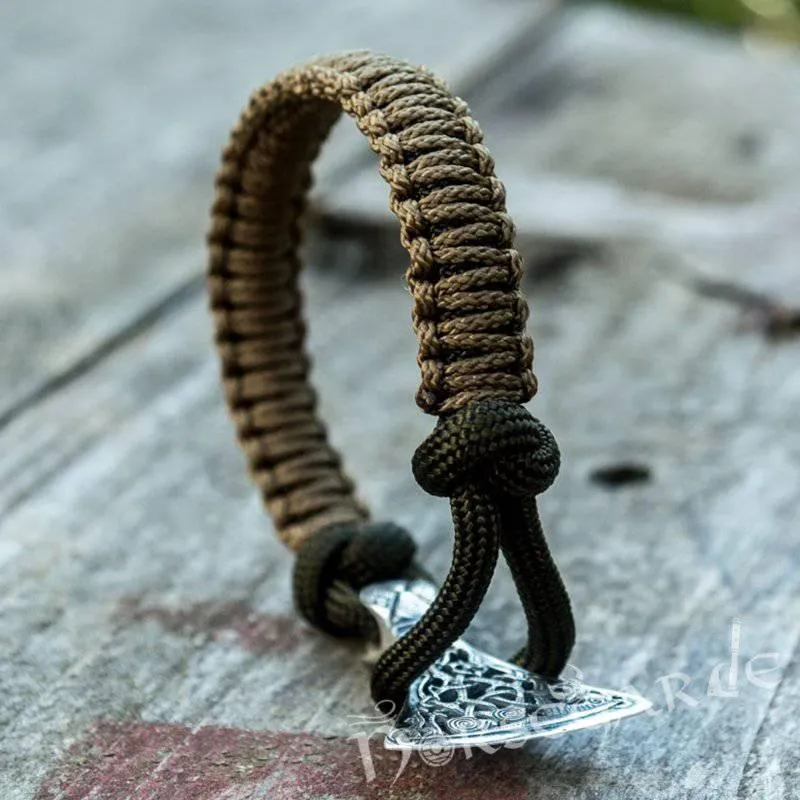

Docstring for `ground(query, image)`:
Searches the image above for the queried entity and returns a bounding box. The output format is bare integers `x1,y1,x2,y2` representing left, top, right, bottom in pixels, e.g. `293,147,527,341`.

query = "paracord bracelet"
206,51,576,717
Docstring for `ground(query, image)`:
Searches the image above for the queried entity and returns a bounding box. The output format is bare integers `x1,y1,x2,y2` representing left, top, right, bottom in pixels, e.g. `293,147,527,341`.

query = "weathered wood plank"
3,4,800,799
736,650,800,799
1,242,798,798
0,0,555,427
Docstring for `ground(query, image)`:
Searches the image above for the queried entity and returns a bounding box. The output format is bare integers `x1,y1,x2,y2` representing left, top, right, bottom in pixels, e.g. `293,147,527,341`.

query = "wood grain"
2,245,799,798
2,2,799,799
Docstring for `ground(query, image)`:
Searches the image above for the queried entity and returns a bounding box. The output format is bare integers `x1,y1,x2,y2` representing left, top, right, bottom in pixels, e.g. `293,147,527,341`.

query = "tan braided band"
207,51,575,711
207,51,537,551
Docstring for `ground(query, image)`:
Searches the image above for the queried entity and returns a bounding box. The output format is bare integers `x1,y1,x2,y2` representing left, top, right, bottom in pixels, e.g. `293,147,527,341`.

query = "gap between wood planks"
0,276,205,435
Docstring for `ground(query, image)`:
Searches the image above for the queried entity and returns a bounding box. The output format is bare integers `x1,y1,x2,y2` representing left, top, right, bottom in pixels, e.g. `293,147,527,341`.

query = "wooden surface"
1,2,799,799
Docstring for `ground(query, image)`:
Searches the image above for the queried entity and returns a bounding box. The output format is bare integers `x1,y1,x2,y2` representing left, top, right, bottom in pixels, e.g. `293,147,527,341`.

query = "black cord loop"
293,521,418,640
369,399,575,710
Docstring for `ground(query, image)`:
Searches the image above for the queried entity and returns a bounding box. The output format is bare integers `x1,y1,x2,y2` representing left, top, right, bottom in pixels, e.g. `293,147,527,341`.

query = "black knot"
292,521,417,639
412,400,560,498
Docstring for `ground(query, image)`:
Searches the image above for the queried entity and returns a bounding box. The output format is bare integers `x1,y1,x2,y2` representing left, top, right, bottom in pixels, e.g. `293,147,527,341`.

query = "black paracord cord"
293,400,574,710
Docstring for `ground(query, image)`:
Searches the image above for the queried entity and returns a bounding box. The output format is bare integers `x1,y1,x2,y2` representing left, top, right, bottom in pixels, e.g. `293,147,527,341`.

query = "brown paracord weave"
207,51,574,712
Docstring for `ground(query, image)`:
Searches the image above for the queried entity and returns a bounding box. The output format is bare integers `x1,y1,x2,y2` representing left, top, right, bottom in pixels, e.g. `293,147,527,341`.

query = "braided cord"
387,400,574,710
208,51,534,550
207,51,574,712
370,484,500,708
500,496,575,676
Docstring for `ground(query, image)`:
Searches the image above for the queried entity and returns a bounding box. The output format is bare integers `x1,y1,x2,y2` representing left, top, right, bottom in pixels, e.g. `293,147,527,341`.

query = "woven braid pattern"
207,51,536,550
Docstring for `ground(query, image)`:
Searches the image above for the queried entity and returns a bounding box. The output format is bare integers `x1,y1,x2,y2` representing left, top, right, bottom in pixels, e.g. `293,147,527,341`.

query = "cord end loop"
292,520,417,640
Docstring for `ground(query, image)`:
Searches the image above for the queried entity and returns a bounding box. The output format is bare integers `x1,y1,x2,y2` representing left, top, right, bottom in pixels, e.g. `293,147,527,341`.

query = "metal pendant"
360,580,651,751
